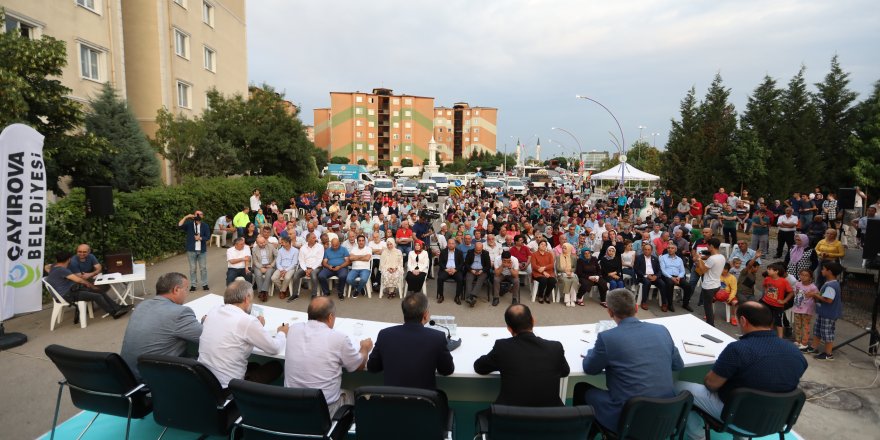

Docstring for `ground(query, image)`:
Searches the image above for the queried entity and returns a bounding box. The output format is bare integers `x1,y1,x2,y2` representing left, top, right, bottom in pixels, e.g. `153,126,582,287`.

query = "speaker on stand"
85,186,114,257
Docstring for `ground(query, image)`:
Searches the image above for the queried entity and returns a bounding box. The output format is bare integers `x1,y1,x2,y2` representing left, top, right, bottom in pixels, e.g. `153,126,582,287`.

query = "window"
355,107,363,115
404,110,411,117
393,134,399,140
438,127,443,133
474,128,480,133
177,81,192,108
368,97,374,104
465,137,470,142
368,132,374,139
393,122,399,129
404,145,411,151
79,43,103,81
446,110,451,115
465,111,470,116
474,137,479,142
4,15,40,39
202,1,214,26
356,96,363,103
392,110,399,117
405,134,411,140
174,28,190,59
367,109,375,116
368,121,374,128
174,0,188,8
464,128,469,133
404,122,411,128
355,120,363,127
475,110,480,115
356,131,362,138
368,144,375,151
356,143,363,150
404,98,412,105
203,46,216,71
77,0,98,13
392,99,400,105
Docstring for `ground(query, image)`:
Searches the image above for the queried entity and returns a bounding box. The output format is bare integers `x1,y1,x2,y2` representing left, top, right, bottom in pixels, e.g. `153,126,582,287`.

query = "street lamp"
550,127,584,179
575,95,627,185
651,132,661,149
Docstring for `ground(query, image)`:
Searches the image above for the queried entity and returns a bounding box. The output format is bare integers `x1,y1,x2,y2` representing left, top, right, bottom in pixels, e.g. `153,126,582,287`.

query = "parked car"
417,179,439,202
400,179,419,197
482,178,504,195
504,179,528,196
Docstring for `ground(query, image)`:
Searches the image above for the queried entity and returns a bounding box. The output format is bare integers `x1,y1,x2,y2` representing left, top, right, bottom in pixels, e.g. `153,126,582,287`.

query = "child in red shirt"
761,262,794,338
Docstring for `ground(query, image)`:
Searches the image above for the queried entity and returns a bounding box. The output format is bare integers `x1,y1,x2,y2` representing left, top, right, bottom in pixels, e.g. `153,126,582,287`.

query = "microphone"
429,320,462,351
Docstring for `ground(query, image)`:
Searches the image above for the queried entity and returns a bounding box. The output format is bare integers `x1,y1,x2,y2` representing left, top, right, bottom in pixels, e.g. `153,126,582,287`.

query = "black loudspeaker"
838,188,856,210
863,219,880,260
85,186,114,217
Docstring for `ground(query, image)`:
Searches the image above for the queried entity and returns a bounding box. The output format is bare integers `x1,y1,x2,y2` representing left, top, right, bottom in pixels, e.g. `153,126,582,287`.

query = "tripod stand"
835,281,880,356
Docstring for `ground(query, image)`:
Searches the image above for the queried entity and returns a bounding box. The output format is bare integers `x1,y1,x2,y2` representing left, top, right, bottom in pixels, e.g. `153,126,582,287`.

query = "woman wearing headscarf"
601,246,625,290
556,243,578,307
784,233,818,279
576,248,607,307
379,238,403,298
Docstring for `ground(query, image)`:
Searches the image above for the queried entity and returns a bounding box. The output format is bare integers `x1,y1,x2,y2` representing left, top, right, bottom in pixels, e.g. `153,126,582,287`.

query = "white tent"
590,163,660,182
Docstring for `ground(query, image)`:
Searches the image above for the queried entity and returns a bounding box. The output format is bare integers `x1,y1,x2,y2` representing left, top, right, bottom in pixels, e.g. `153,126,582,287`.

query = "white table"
94,264,146,305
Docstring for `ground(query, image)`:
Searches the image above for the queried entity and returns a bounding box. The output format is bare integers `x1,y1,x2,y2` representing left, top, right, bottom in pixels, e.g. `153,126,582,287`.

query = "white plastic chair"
43,278,94,330
531,280,559,303
210,234,221,247
344,275,373,298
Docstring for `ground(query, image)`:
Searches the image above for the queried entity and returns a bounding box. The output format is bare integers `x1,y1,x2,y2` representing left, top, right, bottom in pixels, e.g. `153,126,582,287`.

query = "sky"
247,0,880,159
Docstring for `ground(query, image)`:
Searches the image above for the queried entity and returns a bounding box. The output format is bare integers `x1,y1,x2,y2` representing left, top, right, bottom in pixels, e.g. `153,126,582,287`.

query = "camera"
700,250,710,256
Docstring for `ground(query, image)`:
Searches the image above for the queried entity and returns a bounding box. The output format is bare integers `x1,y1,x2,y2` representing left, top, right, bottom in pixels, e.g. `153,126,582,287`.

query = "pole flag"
1,124,46,321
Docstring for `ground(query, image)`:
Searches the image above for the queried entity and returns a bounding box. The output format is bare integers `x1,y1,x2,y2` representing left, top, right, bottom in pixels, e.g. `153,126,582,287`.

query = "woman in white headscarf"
556,243,578,307
380,238,404,298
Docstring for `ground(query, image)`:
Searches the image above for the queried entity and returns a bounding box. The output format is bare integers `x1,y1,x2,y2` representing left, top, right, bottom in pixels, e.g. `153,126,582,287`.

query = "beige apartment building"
433,103,498,162
314,88,435,167
3,0,248,184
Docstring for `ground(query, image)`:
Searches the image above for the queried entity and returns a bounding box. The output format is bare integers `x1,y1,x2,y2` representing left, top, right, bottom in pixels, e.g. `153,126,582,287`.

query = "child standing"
760,262,794,338
803,261,844,360
791,269,818,349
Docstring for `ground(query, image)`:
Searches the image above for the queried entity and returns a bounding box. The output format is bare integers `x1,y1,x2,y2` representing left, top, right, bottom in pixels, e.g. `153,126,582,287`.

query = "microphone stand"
430,320,462,351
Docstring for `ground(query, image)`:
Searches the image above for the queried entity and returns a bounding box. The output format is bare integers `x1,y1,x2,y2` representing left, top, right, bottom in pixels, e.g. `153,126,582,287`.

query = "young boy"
803,261,844,360
717,263,739,325
760,262,794,338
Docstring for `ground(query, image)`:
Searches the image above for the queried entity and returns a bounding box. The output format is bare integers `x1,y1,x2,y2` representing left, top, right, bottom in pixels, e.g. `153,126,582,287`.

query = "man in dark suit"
473,304,569,406
633,243,666,310
367,293,455,389
178,210,211,291
435,238,464,304
579,288,683,432
464,242,492,307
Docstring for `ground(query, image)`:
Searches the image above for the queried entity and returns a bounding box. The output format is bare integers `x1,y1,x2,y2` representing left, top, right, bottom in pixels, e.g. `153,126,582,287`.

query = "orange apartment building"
433,103,498,162
313,88,435,167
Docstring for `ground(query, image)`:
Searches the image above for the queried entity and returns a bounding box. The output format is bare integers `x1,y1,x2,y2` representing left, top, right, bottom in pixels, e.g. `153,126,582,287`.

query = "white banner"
1,124,46,321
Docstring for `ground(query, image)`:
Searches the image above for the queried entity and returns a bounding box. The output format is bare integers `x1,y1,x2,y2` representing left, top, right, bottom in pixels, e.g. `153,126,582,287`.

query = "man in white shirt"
346,235,373,297
251,237,277,302
272,236,300,299
485,234,504,265
289,233,324,301
696,238,726,327
198,280,288,388
225,238,252,285
775,207,799,258
285,297,372,415
250,189,261,213
493,251,521,305
213,214,235,248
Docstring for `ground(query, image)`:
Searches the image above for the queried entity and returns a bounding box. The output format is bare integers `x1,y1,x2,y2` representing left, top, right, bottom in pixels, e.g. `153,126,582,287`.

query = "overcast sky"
247,0,880,158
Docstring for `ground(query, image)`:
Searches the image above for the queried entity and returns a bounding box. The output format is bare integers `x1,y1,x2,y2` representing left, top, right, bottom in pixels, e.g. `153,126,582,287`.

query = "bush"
45,176,326,263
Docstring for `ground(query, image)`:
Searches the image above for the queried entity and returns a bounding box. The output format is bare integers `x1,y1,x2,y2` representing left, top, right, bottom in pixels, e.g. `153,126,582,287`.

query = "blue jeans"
187,251,208,287
347,269,371,292
608,279,625,289
319,267,349,296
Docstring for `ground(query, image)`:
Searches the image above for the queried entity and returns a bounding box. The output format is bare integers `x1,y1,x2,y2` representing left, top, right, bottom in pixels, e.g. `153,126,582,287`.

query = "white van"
429,173,450,195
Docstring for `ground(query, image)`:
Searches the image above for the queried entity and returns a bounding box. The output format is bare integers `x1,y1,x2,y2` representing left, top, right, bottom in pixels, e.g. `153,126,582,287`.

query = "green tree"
330,156,350,164
84,83,161,191
548,156,568,169
849,80,880,193
726,128,769,193
0,11,113,195
378,159,392,170
151,109,238,180
776,66,820,196
692,73,738,200
662,87,700,194
357,158,368,166
740,75,783,197
627,140,662,176
814,55,858,189
400,158,414,167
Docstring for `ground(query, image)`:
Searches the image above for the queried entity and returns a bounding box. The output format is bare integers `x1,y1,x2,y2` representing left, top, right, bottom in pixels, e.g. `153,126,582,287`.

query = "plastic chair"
531,280,558,303
210,234,221,247
696,387,806,440
345,275,373,298
598,391,693,440
475,404,594,440
43,277,94,330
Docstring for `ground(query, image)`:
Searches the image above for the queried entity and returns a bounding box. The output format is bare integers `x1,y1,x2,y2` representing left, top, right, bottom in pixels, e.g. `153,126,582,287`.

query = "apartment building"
314,88,435,167
3,0,248,184
2,0,128,104
433,103,498,162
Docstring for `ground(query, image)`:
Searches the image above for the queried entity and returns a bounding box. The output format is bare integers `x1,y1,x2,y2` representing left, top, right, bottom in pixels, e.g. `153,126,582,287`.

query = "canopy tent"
590,162,660,182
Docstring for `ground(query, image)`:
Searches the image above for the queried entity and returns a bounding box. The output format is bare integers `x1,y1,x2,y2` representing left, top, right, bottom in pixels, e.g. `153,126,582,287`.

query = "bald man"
68,244,109,292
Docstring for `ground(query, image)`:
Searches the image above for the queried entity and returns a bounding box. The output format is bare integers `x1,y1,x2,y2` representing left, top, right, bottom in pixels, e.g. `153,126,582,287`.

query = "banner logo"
5,264,38,288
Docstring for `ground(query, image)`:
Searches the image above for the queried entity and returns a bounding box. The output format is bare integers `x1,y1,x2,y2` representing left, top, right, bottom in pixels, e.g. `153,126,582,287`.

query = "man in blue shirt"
729,240,761,267
675,301,808,439
319,238,350,299
457,234,475,256
659,243,694,312
580,288,683,432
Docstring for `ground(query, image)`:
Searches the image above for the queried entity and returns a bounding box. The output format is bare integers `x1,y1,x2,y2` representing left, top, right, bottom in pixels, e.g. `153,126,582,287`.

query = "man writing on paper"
675,301,807,439
579,288,683,433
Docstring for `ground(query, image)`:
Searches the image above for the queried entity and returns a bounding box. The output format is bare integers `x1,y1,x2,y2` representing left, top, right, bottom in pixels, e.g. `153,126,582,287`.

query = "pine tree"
740,75,783,197
84,83,161,191
849,80,880,194
662,87,700,195
692,73,738,200
777,66,820,197
814,55,858,190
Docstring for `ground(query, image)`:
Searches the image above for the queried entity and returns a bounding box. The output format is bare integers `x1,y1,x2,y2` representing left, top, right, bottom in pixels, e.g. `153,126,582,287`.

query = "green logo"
5,264,38,288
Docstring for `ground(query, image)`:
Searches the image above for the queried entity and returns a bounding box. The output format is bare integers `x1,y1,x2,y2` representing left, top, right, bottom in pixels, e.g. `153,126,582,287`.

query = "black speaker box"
85,186,114,217
838,188,856,210
863,218,880,260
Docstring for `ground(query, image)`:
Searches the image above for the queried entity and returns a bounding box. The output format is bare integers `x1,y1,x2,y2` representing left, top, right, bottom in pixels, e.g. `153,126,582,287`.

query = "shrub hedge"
46,175,326,263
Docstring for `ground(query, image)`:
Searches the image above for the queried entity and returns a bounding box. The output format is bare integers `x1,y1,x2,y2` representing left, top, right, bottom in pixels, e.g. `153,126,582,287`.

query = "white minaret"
535,138,541,162
515,139,522,166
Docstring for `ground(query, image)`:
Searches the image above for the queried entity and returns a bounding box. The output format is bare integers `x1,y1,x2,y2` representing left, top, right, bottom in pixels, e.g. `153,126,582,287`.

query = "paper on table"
99,272,122,281
682,339,716,357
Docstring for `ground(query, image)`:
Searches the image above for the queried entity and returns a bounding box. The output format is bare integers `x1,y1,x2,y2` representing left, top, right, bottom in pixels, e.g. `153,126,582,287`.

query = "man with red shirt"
688,198,703,223
395,220,414,261
509,235,532,275
713,188,728,205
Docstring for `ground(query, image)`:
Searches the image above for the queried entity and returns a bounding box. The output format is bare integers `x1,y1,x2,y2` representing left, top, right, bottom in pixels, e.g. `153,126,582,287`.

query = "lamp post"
550,127,584,180
651,132,661,149
575,96,627,186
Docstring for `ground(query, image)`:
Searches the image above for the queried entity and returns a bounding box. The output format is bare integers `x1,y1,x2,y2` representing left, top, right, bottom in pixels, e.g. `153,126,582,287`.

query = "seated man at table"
226,238,252,285
675,301,807,440
285,297,373,416
580,288,683,433
120,272,203,378
47,251,129,320
319,238,350,299
474,304,569,406
198,280,288,388
68,243,110,292
367,292,455,389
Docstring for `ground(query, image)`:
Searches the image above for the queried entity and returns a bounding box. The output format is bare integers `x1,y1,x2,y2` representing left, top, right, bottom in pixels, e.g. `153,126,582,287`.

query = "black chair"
137,354,238,439
475,404,594,440
696,388,806,440
44,344,152,440
354,386,454,440
228,379,354,440
597,391,694,440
